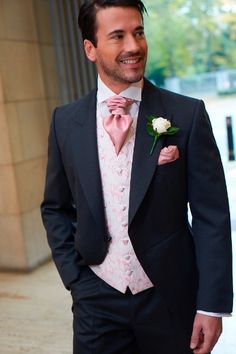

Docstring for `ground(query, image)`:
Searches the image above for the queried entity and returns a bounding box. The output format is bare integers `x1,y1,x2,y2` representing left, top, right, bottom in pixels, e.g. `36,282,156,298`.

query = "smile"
120,58,140,64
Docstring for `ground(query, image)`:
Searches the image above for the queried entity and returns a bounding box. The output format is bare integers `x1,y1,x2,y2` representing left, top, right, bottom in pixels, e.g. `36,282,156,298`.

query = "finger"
193,329,221,354
192,332,205,353
190,325,203,350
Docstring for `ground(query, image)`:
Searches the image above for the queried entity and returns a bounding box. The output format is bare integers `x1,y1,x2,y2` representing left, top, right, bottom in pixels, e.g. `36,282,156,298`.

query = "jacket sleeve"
187,100,233,313
41,108,80,289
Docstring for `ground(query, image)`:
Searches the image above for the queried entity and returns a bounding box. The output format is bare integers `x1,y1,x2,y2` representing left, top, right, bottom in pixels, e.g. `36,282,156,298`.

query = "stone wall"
0,0,60,270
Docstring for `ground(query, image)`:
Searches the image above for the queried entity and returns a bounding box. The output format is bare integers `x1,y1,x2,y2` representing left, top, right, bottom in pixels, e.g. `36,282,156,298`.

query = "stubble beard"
99,56,146,86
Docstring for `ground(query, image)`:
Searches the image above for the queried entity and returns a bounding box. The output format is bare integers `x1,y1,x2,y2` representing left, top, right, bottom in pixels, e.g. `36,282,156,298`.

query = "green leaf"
166,127,180,135
147,115,156,123
146,124,155,136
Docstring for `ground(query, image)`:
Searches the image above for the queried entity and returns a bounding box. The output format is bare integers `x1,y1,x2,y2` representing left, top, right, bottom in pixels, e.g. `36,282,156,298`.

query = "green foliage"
144,0,236,84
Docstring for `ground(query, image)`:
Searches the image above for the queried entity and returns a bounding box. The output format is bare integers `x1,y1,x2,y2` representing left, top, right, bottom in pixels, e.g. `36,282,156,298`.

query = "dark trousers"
71,266,193,354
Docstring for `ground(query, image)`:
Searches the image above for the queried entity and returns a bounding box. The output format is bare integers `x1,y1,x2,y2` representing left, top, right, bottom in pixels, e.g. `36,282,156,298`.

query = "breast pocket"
156,157,184,180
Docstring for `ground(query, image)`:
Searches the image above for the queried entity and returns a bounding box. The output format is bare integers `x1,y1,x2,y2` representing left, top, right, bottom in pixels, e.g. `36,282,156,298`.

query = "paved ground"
0,263,73,354
213,236,236,354
0,95,235,354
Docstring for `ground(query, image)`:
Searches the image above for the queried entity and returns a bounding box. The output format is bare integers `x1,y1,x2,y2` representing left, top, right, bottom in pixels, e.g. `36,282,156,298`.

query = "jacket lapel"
129,80,168,225
69,81,170,229
70,90,105,227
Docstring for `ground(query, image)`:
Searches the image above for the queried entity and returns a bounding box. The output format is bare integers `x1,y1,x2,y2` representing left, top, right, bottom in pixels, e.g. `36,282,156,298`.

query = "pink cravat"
103,96,134,155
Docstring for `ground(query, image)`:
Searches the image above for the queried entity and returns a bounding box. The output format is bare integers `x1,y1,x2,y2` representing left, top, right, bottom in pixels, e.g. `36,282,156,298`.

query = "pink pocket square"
158,145,179,165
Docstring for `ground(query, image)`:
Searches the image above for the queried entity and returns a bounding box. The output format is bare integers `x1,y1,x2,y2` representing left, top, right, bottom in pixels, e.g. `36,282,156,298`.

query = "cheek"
97,47,114,60
142,42,148,53
139,38,147,50
103,50,121,64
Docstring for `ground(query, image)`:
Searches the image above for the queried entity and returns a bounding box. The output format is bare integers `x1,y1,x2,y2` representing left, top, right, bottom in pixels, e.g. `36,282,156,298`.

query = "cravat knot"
106,96,133,117
103,96,134,155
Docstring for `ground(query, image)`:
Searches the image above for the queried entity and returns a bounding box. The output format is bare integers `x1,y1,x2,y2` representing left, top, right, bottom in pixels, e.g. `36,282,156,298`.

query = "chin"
125,72,144,83
129,75,144,83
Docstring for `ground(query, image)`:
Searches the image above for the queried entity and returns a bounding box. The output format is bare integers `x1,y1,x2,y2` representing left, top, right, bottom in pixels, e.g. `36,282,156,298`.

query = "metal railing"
165,69,236,96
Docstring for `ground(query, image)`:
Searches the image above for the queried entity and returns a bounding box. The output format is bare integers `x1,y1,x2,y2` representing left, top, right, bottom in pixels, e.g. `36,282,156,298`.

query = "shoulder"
53,88,97,123
144,78,200,107
143,78,206,124
49,89,97,145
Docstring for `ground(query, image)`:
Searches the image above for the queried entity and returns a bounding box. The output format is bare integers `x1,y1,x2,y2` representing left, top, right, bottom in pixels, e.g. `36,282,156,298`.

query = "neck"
98,75,144,94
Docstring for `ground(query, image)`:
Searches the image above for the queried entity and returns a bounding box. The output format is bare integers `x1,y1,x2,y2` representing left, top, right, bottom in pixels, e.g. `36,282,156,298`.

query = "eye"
136,30,145,38
111,34,123,40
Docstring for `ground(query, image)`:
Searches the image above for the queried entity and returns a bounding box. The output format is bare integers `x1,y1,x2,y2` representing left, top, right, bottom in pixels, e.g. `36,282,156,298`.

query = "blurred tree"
145,0,236,84
219,2,236,68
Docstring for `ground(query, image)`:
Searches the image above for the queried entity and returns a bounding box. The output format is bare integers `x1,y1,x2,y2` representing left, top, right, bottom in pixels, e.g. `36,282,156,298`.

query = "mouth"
120,58,141,65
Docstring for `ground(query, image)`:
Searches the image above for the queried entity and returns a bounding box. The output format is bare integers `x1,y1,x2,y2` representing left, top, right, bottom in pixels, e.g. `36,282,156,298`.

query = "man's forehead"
95,6,143,32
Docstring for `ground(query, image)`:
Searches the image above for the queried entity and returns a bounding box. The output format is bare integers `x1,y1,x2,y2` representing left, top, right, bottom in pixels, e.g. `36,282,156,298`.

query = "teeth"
121,59,139,64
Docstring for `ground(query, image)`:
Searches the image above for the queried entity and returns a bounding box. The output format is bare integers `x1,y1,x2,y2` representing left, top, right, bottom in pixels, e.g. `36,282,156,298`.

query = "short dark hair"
78,0,147,47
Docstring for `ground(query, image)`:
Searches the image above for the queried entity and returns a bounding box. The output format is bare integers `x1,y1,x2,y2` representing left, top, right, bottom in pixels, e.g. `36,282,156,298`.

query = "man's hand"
190,313,222,353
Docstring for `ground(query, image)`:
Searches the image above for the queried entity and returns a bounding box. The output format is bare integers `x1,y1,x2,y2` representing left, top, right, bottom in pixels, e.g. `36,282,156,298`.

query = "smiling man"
83,5,147,92
41,1,233,353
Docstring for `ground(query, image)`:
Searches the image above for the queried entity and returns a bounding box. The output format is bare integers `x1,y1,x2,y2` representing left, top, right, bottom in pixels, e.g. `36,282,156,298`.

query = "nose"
124,34,140,53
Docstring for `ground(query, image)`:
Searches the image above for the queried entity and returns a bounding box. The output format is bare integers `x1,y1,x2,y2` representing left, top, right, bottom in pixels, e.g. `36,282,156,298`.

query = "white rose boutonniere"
152,117,171,133
146,116,179,155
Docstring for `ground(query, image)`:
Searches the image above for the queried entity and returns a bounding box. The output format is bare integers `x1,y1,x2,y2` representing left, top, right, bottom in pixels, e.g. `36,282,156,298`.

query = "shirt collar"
97,75,143,104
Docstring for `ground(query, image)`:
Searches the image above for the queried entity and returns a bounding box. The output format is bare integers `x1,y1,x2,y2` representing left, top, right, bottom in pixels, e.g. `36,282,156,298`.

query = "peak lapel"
71,90,105,227
128,80,168,225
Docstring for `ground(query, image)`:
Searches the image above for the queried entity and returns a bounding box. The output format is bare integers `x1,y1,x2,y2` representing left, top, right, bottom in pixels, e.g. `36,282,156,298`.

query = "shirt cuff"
197,310,232,317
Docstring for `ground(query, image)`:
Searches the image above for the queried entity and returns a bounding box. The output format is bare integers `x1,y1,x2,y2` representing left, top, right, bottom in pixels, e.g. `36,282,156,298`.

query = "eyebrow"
107,25,144,38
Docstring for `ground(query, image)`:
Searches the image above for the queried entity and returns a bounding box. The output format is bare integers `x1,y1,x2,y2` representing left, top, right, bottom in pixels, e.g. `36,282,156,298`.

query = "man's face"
84,6,148,93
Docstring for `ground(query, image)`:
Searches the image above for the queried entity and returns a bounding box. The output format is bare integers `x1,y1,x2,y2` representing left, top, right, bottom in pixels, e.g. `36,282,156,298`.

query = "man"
41,1,233,353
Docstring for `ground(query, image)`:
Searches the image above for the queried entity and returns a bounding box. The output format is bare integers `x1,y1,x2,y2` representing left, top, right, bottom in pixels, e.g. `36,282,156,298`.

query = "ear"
84,39,96,62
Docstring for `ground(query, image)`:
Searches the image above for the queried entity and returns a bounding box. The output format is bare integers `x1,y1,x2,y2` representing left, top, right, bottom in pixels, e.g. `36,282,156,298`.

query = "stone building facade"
0,0,95,270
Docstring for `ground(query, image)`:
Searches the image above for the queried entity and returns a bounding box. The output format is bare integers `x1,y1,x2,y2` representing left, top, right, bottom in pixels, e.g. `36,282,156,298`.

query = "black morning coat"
41,79,233,333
